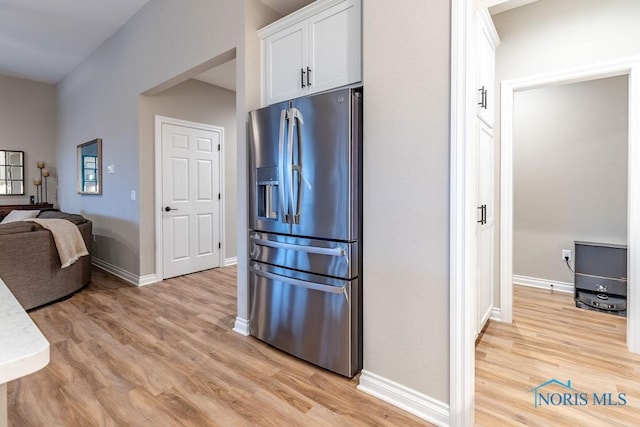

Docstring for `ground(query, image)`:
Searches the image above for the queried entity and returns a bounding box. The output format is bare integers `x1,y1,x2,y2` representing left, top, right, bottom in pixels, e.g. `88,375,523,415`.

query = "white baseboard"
357,370,449,427
92,258,159,287
224,257,238,267
513,274,573,294
138,274,159,286
233,317,250,336
490,306,501,321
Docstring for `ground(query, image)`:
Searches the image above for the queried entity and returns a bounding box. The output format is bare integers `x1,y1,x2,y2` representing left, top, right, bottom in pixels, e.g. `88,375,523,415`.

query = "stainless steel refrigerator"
248,86,362,377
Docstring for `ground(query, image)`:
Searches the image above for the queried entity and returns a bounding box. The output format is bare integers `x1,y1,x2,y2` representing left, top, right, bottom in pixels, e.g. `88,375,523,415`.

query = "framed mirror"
0,150,25,195
77,138,102,195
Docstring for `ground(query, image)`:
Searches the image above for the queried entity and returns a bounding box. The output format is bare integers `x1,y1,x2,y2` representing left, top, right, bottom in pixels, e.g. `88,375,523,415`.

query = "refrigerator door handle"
278,108,289,224
251,236,346,257
290,107,304,224
253,267,349,301
286,108,298,225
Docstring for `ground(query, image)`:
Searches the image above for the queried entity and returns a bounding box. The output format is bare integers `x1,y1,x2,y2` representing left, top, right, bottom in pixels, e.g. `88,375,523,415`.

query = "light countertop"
0,280,49,385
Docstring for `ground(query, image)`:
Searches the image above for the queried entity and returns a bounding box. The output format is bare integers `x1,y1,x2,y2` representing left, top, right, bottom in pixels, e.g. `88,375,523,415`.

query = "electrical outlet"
562,249,572,262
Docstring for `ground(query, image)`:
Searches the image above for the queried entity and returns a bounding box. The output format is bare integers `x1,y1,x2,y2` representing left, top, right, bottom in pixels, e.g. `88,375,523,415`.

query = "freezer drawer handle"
253,268,348,301
251,236,345,257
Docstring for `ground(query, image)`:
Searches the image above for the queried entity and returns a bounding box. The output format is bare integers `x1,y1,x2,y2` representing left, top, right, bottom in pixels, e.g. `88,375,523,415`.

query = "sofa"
0,210,92,310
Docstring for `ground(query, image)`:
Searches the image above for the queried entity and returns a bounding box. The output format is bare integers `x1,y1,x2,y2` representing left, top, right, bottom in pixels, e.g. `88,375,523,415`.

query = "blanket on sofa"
26,218,89,268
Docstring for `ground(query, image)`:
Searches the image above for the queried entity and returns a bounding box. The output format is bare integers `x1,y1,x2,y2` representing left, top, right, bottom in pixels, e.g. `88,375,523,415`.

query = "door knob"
164,206,177,212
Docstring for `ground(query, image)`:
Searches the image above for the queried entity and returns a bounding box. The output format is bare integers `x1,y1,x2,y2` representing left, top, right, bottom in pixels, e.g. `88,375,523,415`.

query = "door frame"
499,59,640,331
450,0,640,423
154,115,225,280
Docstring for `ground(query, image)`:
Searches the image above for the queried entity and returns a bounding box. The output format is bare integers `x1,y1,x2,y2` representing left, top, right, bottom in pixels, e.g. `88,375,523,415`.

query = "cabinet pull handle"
301,68,306,88
477,204,487,225
478,86,487,109
307,66,312,86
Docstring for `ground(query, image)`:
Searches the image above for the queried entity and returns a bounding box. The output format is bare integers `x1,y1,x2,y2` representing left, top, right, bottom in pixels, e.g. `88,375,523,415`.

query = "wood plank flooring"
8,267,429,427
476,285,640,426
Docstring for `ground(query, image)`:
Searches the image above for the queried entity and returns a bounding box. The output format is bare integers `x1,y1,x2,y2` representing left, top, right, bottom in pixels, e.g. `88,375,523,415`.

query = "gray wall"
139,79,237,268
56,0,245,276
0,74,56,206
362,0,451,402
492,0,640,305
513,76,628,283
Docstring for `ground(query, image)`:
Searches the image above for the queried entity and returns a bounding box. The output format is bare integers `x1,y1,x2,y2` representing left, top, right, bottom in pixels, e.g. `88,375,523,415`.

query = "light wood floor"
8,267,429,427
476,285,640,426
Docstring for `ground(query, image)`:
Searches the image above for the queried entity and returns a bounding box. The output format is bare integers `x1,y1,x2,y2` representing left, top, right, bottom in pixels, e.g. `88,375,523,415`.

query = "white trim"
450,0,475,426
357,370,449,427
477,8,500,50
490,307,501,321
627,63,640,353
513,275,573,294
154,115,225,280
138,274,159,287
232,317,250,336
92,258,158,287
224,257,238,267
500,57,640,353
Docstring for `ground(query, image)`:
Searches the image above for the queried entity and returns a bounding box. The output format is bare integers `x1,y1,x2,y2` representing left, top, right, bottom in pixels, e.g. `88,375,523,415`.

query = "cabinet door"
307,0,361,95
263,21,308,105
476,120,495,335
476,11,498,127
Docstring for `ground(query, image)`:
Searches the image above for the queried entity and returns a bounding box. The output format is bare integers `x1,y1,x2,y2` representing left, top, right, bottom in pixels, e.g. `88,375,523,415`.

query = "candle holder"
33,179,42,204
42,169,49,204
36,161,45,204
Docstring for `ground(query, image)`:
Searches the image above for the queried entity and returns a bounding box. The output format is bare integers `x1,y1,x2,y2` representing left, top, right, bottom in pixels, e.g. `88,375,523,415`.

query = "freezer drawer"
249,231,358,279
249,261,362,377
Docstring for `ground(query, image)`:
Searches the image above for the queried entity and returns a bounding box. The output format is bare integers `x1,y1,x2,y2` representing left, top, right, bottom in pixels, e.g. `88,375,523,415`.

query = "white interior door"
162,122,222,279
476,120,495,334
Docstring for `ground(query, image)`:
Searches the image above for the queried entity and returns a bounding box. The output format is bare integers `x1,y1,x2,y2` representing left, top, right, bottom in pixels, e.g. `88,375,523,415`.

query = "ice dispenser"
257,167,278,220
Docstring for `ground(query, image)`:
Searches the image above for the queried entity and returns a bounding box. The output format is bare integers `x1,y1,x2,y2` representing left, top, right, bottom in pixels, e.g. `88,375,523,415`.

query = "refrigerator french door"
248,86,362,377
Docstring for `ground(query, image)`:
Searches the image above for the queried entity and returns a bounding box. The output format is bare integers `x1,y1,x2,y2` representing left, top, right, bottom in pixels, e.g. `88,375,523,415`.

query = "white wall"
0,74,56,206
492,0,640,305
138,79,237,271
362,0,450,402
513,76,628,283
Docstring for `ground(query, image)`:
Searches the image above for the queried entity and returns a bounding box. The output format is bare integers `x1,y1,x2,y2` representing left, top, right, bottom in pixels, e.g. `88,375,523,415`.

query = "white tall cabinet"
259,0,361,106
474,8,500,336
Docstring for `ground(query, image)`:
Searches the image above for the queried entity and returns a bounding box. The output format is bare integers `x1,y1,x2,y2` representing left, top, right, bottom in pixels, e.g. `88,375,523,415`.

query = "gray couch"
0,211,92,310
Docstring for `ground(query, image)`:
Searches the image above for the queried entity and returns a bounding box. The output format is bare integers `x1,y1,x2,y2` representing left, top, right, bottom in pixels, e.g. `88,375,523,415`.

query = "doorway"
498,64,639,336
450,2,640,425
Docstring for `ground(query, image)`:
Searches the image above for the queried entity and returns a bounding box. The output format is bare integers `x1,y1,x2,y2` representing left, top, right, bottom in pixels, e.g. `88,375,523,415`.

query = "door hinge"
218,242,221,249
218,193,221,200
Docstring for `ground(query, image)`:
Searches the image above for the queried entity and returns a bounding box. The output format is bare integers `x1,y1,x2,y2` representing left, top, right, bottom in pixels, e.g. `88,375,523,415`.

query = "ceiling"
0,0,529,87
0,0,313,87
0,0,150,84
259,0,315,16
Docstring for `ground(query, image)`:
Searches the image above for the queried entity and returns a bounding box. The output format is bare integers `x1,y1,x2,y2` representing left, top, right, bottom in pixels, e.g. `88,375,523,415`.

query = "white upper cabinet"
263,21,308,104
260,0,361,106
476,8,500,127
